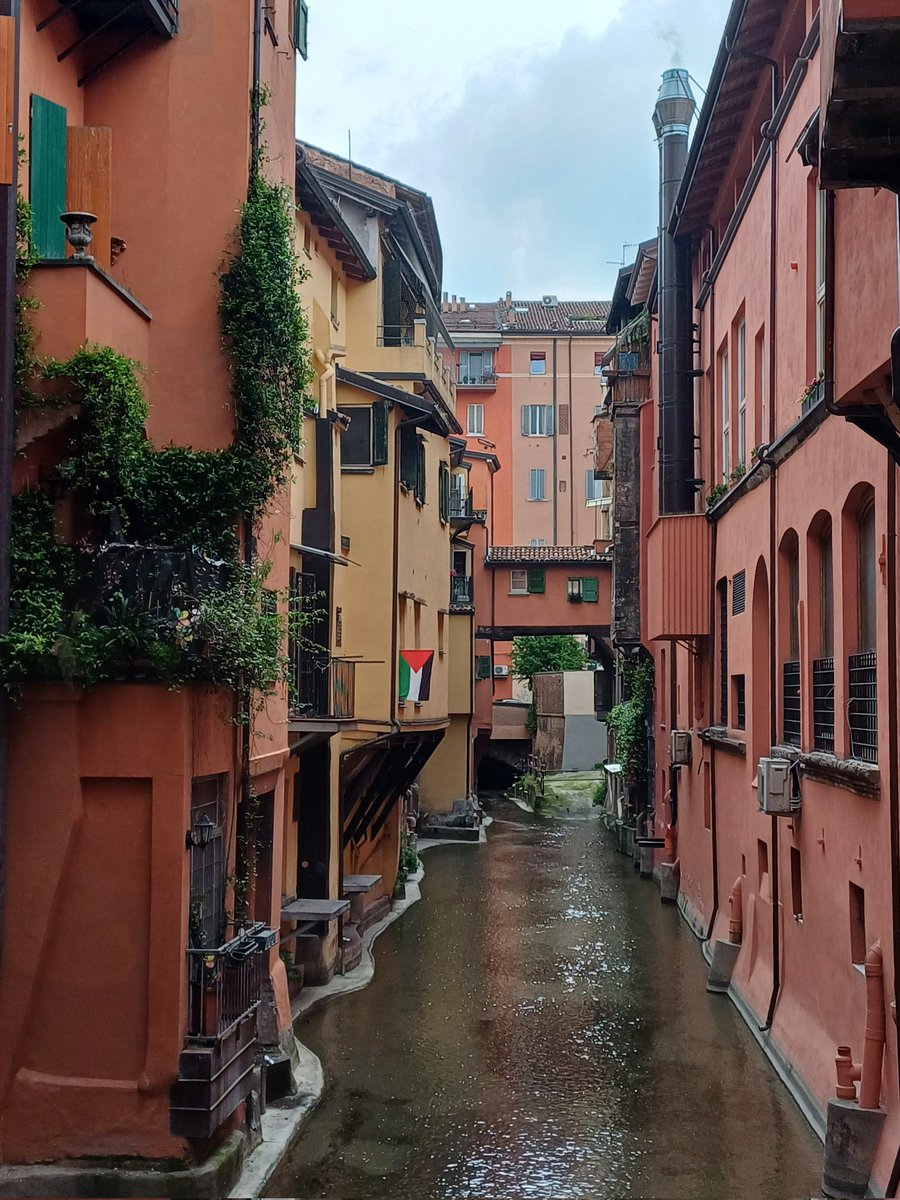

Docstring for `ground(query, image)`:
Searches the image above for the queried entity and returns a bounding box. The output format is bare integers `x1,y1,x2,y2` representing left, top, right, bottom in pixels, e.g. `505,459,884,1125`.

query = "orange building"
0,0,308,1189
608,3,900,1195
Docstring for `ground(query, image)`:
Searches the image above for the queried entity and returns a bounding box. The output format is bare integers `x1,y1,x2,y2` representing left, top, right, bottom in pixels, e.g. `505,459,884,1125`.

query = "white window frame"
467,403,484,436
529,539,546,547
510,569,528,594
816,186,826,377
460,349,493,386
529,467,546,501
737,319,746,467
523,405,552,436
720,347,730,481
530,353,546,376
585,469,603,505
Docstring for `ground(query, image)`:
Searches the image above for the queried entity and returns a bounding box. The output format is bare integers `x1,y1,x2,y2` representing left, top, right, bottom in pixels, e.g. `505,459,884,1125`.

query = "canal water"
267,800,822,1199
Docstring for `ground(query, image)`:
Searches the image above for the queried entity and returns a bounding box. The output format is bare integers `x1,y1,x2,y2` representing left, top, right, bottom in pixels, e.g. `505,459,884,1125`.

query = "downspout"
552,339,559,543
250,0,263,169
568,335,575,543
314,347,338,419
0,0,19,965
391,414,422,713
705,227,721,941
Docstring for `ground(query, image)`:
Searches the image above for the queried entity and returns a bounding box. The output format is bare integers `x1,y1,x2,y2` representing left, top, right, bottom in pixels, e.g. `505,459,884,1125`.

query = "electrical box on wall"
670,729,691,765
758,757,798,815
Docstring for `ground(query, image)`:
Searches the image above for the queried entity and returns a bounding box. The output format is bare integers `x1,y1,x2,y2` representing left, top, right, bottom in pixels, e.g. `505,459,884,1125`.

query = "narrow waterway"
267,800,821,1199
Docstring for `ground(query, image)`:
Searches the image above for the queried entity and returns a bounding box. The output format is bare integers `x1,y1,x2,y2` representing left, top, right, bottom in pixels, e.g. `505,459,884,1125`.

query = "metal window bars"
186,923,269,1042
782,660,801,747
812,657,835,753
848,651,877,763
451,576,473,607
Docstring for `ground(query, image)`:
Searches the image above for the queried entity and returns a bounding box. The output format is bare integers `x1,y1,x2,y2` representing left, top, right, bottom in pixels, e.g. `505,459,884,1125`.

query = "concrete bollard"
658,861,680,903
822,1098,886,1199
706,939,741,993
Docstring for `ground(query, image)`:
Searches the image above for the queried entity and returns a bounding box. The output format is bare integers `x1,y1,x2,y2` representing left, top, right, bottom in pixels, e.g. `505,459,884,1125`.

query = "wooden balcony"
645,514,711,641
820,0,900,190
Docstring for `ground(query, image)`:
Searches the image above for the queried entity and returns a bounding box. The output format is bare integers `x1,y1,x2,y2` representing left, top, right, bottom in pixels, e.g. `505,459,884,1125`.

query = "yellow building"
280,145,463,985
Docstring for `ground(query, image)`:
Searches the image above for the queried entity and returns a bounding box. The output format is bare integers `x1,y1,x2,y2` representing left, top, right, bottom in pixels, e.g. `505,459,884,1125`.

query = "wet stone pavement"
266,799,821,1199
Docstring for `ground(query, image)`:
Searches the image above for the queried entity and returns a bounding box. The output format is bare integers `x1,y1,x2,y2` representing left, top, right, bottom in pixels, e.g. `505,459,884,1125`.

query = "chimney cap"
652,68,695,139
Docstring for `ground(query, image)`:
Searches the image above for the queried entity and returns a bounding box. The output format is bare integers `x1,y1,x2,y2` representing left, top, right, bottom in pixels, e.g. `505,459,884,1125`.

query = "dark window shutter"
30,95,67,259
416,437,426,503
527,568,545,594
732,569,746,615
372,400,389,465
294,0,309,59
546,405,555,435
382,253,402,346
439,461,449,523
476,655,491,680
521,406,529,436
400,423,416,487
582,577,599,603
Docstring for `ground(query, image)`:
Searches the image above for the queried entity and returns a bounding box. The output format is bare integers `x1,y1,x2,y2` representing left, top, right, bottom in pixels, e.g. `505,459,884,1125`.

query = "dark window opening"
732,675,746,729
339,406,373,467
732,569,746,615
190,776,226,949
790,848,803,920
850,882,866,965
718,580,728,724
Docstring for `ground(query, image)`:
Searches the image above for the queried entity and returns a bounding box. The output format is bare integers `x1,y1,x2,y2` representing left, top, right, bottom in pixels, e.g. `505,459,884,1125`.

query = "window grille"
718,581,728,724
782,660,801,747
848,651,877,763
732,569,746,615
733,675,746,729
813,656,835,753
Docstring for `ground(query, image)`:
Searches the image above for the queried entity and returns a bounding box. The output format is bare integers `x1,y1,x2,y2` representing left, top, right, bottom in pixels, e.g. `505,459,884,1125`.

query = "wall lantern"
186,814,216,850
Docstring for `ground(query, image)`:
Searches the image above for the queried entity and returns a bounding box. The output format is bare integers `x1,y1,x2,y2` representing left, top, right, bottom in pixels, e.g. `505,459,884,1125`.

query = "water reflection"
266,801,821,1199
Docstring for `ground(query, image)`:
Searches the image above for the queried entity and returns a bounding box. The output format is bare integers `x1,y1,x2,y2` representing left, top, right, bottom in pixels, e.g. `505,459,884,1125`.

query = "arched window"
780,531,801,747
847,495,877,762
810,517,834,752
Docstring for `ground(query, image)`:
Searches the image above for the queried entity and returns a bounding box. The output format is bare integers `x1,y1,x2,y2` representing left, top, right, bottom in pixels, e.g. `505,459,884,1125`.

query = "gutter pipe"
0,0,19,965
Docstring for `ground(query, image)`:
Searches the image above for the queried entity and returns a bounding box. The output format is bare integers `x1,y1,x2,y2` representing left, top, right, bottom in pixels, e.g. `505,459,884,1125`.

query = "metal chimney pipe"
653,68,696,515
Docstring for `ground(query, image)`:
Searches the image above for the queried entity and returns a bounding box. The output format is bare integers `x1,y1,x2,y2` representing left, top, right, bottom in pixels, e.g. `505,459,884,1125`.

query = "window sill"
699,726,747,756
770,744,881,798
342,466,374,474
526,498,548,503
509,591,529,596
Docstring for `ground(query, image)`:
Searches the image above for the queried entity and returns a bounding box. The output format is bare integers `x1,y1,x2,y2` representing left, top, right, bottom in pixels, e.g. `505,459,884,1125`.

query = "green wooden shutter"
294,0,309,59
582,577,599,603
416,437,426,504
439,461,449,523
476,655,491,680
527,568,545,594
30,95,67,260
373,400,389,465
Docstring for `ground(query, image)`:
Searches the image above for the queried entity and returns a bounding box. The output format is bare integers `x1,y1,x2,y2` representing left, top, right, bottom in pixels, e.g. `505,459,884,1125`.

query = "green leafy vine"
606,657,654,785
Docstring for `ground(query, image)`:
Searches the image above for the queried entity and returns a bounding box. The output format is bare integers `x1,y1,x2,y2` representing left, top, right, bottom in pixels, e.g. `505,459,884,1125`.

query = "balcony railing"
782,660,801,747
813,657,835,753
377,324,416,347
451,576,473,608
458,371,497,388
291,655,356,720
186,924,270,1042
848,651,878,763
450,492,472,518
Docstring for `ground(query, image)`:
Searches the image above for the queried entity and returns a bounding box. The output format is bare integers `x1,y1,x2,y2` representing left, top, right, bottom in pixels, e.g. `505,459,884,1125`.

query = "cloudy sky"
296,0,730,302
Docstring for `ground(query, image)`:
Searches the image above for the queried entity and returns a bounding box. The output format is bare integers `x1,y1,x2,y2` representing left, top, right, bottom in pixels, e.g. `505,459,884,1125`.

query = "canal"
267,800,822,1199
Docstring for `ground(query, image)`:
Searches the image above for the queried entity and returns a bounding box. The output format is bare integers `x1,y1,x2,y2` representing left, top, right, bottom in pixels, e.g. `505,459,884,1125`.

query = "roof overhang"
295,147,376,282
336,366,460,435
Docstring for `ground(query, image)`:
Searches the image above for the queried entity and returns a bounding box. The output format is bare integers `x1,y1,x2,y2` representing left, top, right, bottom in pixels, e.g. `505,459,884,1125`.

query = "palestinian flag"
399,650,434,702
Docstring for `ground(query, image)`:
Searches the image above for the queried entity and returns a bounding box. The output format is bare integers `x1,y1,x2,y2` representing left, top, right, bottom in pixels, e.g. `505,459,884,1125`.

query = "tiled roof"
485,545,610,565
441,298,611,336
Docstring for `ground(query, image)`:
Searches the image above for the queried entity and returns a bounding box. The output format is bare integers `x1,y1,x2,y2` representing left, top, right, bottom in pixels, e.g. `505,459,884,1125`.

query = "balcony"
457,370,497,390
450,575,473,610
820,0,900,191
449,490,486,527
290,655,356,721
185,924,270,1043
645,514,711,640
38,1,178,86
361,319,456,410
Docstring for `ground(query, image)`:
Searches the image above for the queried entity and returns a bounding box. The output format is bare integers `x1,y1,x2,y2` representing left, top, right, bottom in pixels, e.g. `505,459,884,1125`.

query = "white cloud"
297,0,730,299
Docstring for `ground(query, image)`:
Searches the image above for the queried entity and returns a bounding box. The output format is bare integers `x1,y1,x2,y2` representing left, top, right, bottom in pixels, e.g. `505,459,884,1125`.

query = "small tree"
510,635,589,688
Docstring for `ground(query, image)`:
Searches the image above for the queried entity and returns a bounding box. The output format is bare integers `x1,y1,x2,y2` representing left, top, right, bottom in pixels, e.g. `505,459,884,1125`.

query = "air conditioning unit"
758,757,797,815
670,729,691,765
541,294,559,308
493,665,510,677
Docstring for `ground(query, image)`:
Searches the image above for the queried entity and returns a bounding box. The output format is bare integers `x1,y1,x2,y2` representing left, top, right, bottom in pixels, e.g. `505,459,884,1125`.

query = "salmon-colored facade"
0,0,303,1186
608,1,900,1193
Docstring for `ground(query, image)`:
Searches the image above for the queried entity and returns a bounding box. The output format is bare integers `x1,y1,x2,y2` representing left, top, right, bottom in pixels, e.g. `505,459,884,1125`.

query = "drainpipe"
314,348,339,420
0,0,19,965
391,414,422,713
706,230,721,943
567,335,574,543
250,0,263,169
552,338,558,543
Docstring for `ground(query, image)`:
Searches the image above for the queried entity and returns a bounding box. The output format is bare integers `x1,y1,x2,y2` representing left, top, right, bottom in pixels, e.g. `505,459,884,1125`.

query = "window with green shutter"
30,95,67,260
293,0,309,59
526,568,545,594
372,400,389,465
582,577,599,603
475,655,492,680
439,461,450,524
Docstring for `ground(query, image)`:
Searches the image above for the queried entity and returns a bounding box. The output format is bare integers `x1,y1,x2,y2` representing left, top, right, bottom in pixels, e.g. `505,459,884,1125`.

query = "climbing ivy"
606,658,654,785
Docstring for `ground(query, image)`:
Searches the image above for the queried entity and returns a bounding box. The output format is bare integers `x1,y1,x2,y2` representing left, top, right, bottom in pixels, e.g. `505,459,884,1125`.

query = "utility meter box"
670,729,691,765
758,757,796,815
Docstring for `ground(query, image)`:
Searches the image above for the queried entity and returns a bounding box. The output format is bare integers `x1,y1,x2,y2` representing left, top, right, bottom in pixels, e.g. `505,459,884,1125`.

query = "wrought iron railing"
458,371,497,387
813,657,835,753
782,660,801,747
187,925,269,1042
290,655,356,719
377,324,415,347
848,651,877,763
451,576,473,608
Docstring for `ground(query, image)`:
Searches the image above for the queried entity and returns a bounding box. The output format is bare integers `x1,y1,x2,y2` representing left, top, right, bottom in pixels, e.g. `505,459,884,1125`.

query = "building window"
530,352,546,375
720,346,730,481
736,319,746,467
439,461,450,524
755,326,766,446
510,568,545,594
400,424,427,504
521,405,554,436
594,351,605,376
529,468,546,501
568,577,599,603
330,268,339,326
791,848,803,921
189,777,225,949
585,470,603,504
732,675,746,729
459,350,494,386
813,520,835,753
475,654,492,680
782,533,801,746
510,570,528,594
850,882,866,965
467,404,484,436
816,185,826,378
338,406,372,467
732,569,746,615
529,539,546,547
849,501,878,762
718,579,728,725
